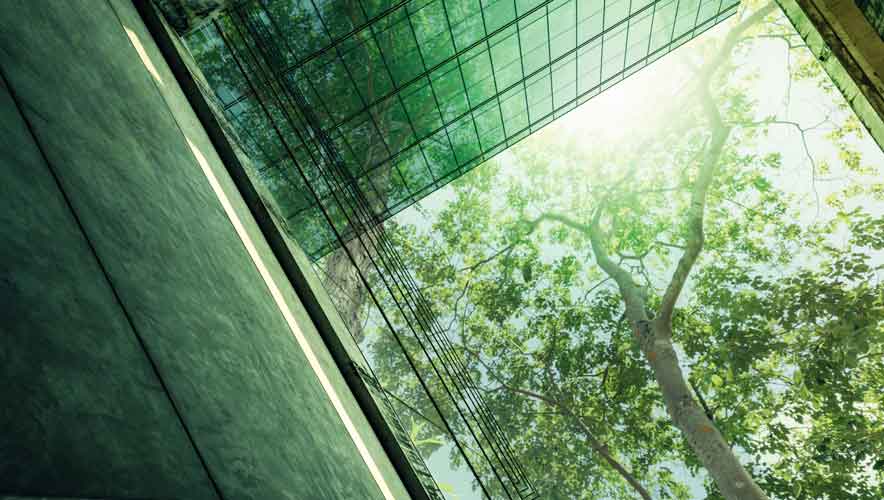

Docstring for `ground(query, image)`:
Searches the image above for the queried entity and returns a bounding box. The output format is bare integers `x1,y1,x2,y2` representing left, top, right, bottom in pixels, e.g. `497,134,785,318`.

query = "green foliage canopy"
370,5,884,498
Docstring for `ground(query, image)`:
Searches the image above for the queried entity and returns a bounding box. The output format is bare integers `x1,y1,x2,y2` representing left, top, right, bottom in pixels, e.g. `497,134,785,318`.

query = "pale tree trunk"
589,167,770,500
535,126,769,499
595,239,769,500
631,89,769,500
537,207,771,499
598,111,764,499
529,5,779,498
534,98,769,500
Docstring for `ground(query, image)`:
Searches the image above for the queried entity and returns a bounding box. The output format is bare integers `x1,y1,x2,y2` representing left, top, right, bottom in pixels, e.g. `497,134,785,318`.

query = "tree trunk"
639,319,768,500
323,240,370,343
580,125,769,499
585,245,768,499
320,117,400,344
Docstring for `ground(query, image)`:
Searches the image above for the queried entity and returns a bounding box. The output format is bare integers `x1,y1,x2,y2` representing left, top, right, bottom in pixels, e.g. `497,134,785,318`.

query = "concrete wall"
0,1,408,499
0,62,219,500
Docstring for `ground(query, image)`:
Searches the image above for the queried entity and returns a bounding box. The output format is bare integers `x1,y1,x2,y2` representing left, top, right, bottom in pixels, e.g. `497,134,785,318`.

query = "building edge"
777,0,884,149
132,1,437,499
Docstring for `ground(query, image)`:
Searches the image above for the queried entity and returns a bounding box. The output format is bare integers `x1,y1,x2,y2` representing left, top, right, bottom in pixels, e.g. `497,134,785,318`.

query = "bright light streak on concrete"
125,27,164,86
123,22,396,496
186,136,397,500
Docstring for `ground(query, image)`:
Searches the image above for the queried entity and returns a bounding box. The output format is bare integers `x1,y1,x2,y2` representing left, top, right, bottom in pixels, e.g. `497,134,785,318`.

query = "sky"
387,5,884,499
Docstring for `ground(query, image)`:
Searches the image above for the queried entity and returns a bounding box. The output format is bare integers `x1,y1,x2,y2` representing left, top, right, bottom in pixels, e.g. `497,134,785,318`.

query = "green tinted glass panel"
187,0,739,259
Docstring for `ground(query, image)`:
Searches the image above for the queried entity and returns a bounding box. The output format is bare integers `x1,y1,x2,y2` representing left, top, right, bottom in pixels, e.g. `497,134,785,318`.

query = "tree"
371,3,884,498
183,0,884,497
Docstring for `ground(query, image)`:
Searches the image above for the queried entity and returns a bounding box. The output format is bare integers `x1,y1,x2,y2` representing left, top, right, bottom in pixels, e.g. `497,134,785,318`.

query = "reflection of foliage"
184,0,443,257
368,4,884,500
409,418,445,454
437,481,460,499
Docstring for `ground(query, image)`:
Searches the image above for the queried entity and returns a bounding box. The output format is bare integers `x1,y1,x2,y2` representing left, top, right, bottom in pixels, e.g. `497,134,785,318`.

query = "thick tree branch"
657,87,732,328
530,211,649,320
656,6,788,319
587,214,651,322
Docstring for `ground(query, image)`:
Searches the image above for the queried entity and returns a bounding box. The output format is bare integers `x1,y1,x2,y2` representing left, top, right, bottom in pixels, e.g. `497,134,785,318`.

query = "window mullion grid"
439,0,485,172
669,0,683,46
512,0,533,139
353,0,659,184
645,0,658,61
690,0,704,40
599,0,606,91
355,0,432,204
318,0,555,150
575,0,579,106
622,0,633,75
713,0,727,30
477,0,508,149
545,3,555,121
404,0,457,186
304,0,398,211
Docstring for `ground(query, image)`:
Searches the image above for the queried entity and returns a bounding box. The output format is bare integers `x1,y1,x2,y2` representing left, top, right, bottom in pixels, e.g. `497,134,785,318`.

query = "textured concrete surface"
0,69,218,500
137,4,420,496
125,2,411,497
0,1,408,498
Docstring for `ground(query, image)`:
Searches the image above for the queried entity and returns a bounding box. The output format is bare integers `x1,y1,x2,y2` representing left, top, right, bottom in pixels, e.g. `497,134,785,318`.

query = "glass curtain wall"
185,0,740,259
